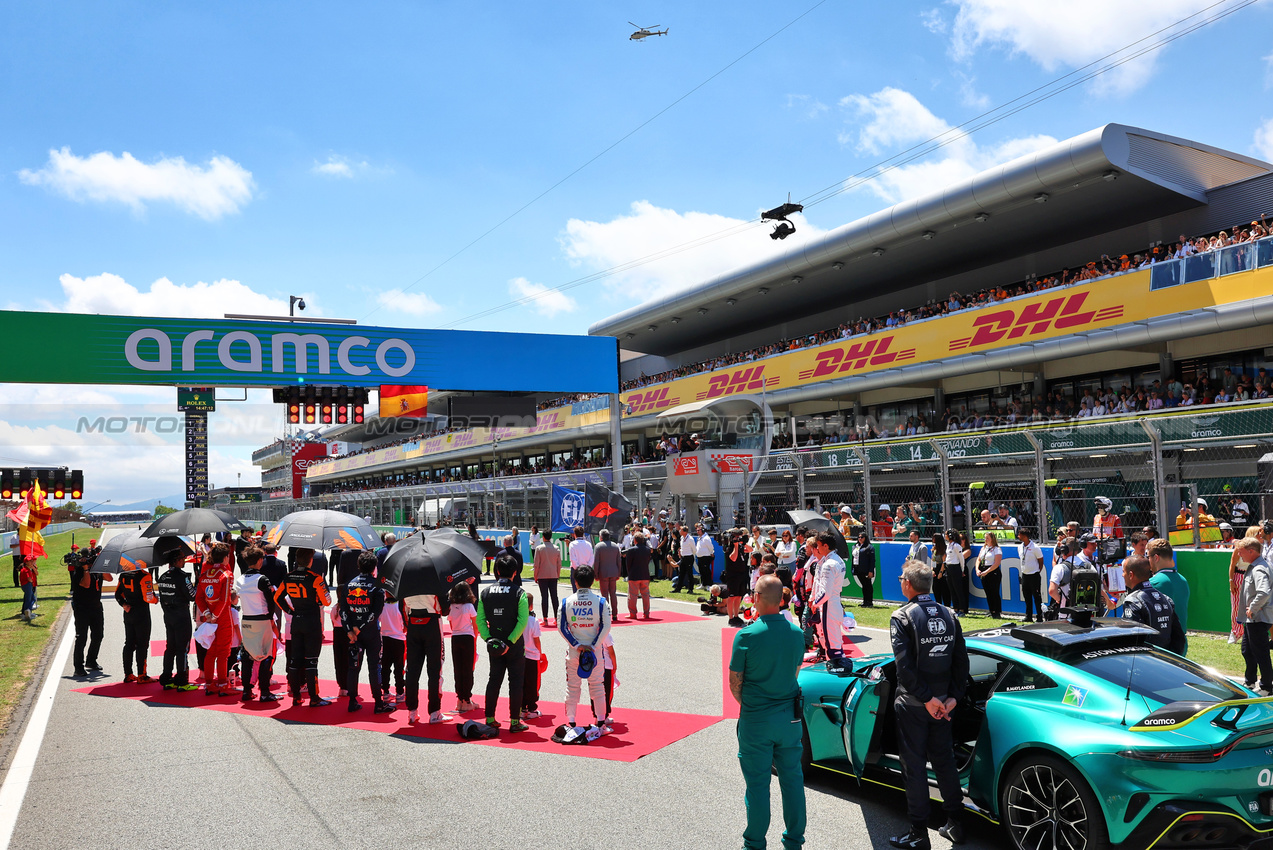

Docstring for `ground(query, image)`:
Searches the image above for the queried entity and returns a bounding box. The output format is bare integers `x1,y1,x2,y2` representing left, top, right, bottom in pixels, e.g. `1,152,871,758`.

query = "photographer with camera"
1047,536,1111,620
69,547,105,677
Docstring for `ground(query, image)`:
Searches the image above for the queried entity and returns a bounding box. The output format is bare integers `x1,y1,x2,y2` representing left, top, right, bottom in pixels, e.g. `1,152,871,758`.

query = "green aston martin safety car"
798,618,1273,850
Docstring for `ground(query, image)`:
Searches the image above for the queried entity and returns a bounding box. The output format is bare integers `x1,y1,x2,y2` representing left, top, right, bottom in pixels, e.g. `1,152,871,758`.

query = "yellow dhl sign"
310,264,1273,479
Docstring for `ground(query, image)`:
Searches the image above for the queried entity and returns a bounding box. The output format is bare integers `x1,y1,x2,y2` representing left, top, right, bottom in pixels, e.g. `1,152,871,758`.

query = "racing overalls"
274,566,331,701
890,593,968,830
558,586,611,724
115,568,157,678
1122,580,1186,654
812,551,847,658
156,565,196,686
340,573,385,707
478,579,528,723
196,563,234,690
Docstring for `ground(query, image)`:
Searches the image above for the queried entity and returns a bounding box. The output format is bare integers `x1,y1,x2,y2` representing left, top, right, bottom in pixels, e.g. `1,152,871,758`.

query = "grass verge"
0,531,84,734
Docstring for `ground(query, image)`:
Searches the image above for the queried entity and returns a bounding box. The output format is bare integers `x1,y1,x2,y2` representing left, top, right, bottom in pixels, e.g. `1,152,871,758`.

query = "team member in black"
155,552,198,690
889,561,969,850
1117,555,1186,654
478,553,529,732
402,567,450,725
340,551,392,714
115,561,158,683
70,551,106,677
274,548,332,707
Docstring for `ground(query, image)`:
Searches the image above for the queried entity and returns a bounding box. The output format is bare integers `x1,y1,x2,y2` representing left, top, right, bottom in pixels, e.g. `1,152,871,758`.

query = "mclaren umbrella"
786,509,850,558
265,510,379,551
379,528,485,600
92,530,194,574
142,508,247,538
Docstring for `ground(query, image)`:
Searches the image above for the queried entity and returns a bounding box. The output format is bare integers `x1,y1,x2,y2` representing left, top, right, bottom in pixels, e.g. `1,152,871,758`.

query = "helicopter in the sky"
629,22,668,41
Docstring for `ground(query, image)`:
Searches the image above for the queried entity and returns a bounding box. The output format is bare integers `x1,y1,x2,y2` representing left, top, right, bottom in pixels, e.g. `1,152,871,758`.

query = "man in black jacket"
340,551,392,714
1117,556,1186,654
155,553,198,690
70,551,106,677
478,553,529,733
888,561,969,850
625,533,654,619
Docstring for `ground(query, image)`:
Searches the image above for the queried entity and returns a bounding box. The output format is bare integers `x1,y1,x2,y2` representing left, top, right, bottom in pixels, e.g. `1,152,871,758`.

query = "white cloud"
841,87,1056,204
376,289,443,317
785,94,829,119
920,8,947,33
1265,50,1273,88
560,201,828,305
1255,117,1273,161
946,0,1226,94
508,277,577,317
311,154,371,178
957,73,991,108
18,147,254,219
54,272,295,319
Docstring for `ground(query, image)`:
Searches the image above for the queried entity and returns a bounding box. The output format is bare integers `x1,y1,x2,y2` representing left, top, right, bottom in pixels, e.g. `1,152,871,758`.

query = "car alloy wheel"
1002,756,1108,850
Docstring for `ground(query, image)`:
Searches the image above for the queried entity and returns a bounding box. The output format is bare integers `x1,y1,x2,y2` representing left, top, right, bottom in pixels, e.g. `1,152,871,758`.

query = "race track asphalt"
3,582,1006,850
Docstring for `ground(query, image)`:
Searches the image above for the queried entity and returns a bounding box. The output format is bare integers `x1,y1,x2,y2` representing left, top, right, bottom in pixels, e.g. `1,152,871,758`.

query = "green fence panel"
1175,549,1234,633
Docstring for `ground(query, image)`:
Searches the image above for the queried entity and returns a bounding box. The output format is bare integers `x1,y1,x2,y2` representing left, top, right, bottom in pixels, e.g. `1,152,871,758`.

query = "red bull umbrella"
266,510,379,551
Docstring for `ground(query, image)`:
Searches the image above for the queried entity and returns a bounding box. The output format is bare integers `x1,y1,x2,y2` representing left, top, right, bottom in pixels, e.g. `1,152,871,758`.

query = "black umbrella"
92,530,195,574
142,508,247,538
379,528,485,600
786,509,850,558
266,510,379,551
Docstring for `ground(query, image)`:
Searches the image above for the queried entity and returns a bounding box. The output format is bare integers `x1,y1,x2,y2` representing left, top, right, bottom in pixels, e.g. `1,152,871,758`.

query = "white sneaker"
428,711,445,724
522,709,541,719
1228,632,1238,644
408,709,418,724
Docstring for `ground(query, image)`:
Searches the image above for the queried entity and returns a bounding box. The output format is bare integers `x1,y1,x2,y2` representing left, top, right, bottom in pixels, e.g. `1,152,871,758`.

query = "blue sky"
1,0,1271,502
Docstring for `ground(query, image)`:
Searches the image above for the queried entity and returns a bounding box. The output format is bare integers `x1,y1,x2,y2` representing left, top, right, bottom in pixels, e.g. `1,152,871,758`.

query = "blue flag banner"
551,484,586,533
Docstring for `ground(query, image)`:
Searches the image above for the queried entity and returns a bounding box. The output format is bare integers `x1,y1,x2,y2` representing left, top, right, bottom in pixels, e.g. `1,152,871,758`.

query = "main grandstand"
240,123,1273,538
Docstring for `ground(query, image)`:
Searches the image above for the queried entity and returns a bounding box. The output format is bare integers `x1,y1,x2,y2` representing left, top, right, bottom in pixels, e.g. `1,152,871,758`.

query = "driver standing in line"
809,533,847,669
888,560,969,850
558,564,612,728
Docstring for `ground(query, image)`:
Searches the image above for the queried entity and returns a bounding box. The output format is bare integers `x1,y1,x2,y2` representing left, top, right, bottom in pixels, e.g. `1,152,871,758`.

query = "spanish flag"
5,480,53,560
379,385,429,419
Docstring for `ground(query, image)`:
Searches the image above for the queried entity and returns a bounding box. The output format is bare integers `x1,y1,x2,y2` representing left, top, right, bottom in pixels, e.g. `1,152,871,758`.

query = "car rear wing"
1130,696,1273,733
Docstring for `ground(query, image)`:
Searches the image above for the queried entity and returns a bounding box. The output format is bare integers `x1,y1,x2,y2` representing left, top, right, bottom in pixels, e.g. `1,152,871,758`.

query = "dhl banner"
309,264,1273,480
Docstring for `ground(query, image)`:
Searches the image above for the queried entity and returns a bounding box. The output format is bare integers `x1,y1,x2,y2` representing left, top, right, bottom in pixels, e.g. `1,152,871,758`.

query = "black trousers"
486,639,525,722
536,579,559,619
1020,573,1043,622
452,633,476,701
72,601,103,671
347,628,383,703
591,668,614,720
405,616,444,714
286,614,323,699
1242,622,1272,689
122,608,151,676
933,574,950,607
522,656,540,712
241,646,274,697
380,636,405,696
674,555,696,591
332,627,350,692
160,608,192,685
947,564,967,613
982,569,1002,617
697,555,714,589
854,571,874,606
895,696,964,826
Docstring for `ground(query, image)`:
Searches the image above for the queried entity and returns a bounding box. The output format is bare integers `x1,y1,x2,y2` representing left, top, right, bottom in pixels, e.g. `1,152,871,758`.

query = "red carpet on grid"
73,680,719,763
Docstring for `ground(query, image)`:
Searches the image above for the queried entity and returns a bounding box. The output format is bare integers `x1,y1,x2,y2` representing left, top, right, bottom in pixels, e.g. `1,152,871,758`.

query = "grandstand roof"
590,124,1271,356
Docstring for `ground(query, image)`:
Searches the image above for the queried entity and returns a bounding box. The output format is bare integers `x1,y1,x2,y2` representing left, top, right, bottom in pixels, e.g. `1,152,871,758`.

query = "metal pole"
1138,418,1168,540
1023,432,1048,545
854,447,871,531
1190,482,1200,550
609,393,624,498
933,441,953,536
795,452,806,510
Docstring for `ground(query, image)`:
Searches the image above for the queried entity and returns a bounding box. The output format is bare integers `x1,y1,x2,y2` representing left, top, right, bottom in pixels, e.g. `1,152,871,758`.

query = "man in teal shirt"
1148,538,1190,655
730,575,806,849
